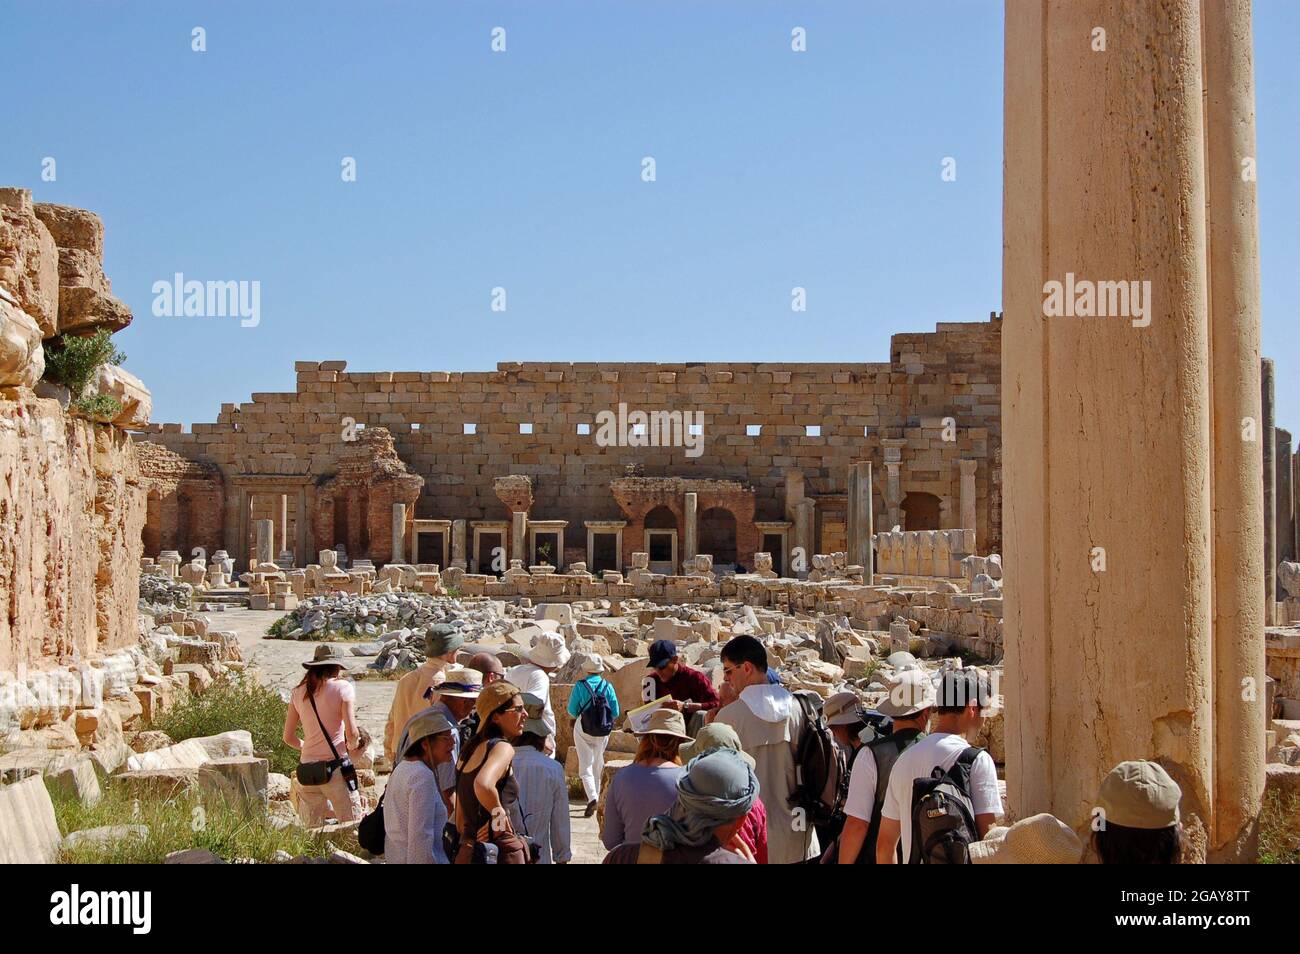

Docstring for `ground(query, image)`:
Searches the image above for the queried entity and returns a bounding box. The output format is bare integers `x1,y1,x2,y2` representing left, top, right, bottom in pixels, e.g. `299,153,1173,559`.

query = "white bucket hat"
969,813,1083,864
524,631,571,669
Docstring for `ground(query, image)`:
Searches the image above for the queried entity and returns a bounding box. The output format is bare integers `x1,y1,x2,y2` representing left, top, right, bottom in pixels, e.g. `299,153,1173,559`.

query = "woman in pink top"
282,645,365,825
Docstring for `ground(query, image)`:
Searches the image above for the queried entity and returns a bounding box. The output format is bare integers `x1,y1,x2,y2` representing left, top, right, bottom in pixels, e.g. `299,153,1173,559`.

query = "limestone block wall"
145,319,1003,558
0,391,144,671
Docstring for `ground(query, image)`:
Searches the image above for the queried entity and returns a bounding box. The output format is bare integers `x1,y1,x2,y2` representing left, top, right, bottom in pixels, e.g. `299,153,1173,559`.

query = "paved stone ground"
218,606,605,863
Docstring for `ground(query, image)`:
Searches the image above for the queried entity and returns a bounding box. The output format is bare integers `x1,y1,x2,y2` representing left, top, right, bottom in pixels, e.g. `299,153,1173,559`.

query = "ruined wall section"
146,319,1002,553
0,392,144,671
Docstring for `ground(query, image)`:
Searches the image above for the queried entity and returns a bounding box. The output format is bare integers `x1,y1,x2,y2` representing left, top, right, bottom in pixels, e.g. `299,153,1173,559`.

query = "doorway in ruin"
475,532,504,575
644,505,678,574
901,492,942,531
699,507,738,567
761,532,785,576
591,533,618,573
816,507,847,555
144,491,162,556
417,531,445,566
176,494,193,560
333,497,350,553
532,531,561,567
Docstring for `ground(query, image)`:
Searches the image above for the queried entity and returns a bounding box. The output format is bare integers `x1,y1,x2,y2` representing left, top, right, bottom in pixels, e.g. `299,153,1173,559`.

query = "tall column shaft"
1204,0,1266,859
847,461,874,579
959,460,978,533
1002,0,1266,857
684,492,698,563
391,503,407,566
1261,358,1276,623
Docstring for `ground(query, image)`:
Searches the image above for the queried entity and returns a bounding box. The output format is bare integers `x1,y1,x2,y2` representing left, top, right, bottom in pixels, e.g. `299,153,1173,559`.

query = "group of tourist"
281,630,1187,865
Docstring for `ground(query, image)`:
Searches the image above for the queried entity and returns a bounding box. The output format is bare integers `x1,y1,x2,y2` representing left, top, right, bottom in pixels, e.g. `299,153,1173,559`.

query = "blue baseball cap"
648,639,679,669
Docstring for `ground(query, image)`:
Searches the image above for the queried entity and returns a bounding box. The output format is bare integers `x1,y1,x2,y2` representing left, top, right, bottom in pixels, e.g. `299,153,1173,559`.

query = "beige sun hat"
524,631,571,669
628,706,692,742
969,813,1083,864
301,645,350,670
876,667,937,717
434,664,483,698
823,691,864,726
1096,760,1182,830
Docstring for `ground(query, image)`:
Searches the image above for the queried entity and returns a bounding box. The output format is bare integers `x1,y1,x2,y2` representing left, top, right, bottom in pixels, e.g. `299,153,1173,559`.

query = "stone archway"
901,492,941,531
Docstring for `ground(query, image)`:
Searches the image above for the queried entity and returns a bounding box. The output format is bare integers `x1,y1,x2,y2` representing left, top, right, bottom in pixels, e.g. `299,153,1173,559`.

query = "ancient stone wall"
144,319,1003,560
0,392,144,671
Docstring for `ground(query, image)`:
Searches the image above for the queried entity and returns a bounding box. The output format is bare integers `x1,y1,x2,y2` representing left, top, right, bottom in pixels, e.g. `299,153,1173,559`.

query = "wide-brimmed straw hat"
969,813,1083,864
628,706,692,742
435,665,483,698
302,645,350,670
823,691,864,726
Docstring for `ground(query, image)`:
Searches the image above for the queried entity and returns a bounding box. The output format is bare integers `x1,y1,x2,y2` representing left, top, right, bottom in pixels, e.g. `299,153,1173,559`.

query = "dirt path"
217,607,605,863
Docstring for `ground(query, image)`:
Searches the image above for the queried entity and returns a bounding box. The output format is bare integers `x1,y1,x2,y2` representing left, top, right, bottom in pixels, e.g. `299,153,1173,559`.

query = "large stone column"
846,461,873,581
451,519,467,571
279,494,289,554
1262,358,1276,624
794,499,815,579
683,492,698,563
1002,0,1263,861
958,460,977,532
511,511,527,564
1280,429,1296,569
391,503,407,566
254,519,275,567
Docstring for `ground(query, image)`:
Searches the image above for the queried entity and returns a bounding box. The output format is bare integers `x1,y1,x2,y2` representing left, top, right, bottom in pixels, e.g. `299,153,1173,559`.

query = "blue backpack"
578,677,614,737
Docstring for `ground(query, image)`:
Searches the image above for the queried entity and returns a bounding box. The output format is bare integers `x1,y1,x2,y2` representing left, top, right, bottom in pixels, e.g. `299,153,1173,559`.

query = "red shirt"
652,663,720,711
738,797,769,864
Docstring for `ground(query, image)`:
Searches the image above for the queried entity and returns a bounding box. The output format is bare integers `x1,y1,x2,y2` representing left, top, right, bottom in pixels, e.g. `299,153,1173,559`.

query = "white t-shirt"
843,746,878,822
880,732,1001,863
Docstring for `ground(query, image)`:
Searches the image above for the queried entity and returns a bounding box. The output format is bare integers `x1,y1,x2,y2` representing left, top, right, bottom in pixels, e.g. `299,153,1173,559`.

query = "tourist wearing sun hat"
600,708,693,851
1091,760,1184,864
390,664,483,812
678,722,769,863
603,749,759,865
566,653,621,817
383,623,466,764
510,694,572,863
454,680,532,863
506,631,570,754
385,709,458,864
969,813,1083,864
282,645,364,826
836,668,936,864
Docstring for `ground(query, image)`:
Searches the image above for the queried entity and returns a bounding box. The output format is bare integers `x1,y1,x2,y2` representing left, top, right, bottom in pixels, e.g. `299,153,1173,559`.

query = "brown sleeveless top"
456,737,519,836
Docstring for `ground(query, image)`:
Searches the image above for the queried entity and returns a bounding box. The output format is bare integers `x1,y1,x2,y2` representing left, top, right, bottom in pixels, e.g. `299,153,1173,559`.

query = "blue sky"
2,1,1296,433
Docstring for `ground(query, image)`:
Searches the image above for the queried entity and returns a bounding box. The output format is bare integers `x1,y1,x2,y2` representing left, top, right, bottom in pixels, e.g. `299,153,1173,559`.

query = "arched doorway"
699,507,738,567
901,492,942,531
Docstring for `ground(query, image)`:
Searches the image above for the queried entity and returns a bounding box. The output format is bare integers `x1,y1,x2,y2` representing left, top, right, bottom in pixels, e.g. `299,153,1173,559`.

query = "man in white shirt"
876,669,1001,864
506,631,569,757
837,667,935,864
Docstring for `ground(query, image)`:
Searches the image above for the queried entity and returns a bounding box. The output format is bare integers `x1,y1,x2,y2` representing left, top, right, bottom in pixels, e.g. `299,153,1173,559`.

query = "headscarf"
641,749,758,852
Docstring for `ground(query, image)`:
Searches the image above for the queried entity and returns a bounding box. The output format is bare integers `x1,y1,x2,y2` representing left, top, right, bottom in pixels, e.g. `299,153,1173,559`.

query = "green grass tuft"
147,674,299,776
1258,789,1300,864
48,782,333,864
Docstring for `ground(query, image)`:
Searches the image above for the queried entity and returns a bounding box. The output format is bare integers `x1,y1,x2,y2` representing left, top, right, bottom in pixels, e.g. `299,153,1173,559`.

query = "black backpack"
909,746,983,864
788,690,846,827
578,677,614,737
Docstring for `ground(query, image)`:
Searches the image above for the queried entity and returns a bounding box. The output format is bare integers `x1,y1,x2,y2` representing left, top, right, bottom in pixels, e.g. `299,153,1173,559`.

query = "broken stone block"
112,767,201,800
0,776,64,863
62,824,148,851
0,289,45,388
198,756,270,811
164,848,225,864
124,738,210,772
47,754,102,806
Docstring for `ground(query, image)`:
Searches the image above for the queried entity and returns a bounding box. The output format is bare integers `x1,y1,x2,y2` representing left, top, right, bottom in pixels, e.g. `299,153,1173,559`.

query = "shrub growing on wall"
41,329,126,419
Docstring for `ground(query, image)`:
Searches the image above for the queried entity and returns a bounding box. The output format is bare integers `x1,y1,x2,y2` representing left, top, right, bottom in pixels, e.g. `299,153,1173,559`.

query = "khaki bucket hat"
520,692,549,737
628,706,692,742
302,644,350,670
1096,760,1182,830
